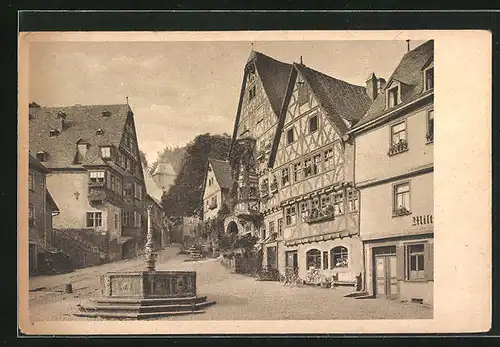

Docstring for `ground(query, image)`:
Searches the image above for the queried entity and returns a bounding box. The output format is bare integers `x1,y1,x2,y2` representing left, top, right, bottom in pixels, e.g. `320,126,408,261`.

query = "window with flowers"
331,246,348,268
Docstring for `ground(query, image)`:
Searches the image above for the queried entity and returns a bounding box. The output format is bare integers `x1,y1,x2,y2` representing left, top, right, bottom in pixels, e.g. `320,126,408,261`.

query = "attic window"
96,129,104,135
102,110,111,117
101,146,112,159
387,85,400,108
424,66,434,91
298,81,308,106
49,129,59,137
36,151,47,162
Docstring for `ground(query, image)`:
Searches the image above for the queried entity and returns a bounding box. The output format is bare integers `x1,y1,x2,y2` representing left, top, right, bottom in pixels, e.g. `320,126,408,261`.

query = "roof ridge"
38,103,130,109
295,63,366,89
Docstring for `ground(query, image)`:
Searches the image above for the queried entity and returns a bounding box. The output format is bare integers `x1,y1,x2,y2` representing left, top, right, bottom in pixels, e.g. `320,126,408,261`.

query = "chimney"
57,111,67,131
406,39,411,52
366,73,378,101
377,78,387,94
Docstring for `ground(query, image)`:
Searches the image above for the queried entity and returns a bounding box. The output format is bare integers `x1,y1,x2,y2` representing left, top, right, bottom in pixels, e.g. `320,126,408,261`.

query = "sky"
29,39,424,164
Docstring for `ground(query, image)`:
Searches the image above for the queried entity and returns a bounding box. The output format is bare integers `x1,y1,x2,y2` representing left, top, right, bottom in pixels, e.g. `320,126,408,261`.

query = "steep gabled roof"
295,63,372,132
268,63,372,167
29,104,132,169
143,164,164,205
208,158,232,190
229,51,292,155
354,40,434,129
252,51,293,117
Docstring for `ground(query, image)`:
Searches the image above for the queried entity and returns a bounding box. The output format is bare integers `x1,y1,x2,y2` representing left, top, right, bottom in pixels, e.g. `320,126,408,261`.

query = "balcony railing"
303,206,335,224
387,139,408,156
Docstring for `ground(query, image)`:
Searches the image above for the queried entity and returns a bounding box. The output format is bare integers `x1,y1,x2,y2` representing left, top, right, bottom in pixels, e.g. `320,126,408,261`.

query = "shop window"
331,246,348,268
407,244,425,280
306,249,321,270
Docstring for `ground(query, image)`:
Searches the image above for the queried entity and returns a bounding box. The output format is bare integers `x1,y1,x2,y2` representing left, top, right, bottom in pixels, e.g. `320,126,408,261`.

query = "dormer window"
96,129,104,135
74,141,89,164
387,85,400,108
424,66,434,91
100,146,112,159
102,110,111,117
49,129,59,137
36,151,47,162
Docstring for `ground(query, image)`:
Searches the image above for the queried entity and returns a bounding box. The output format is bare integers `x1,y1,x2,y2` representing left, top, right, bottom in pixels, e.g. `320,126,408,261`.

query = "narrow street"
29,245,432,321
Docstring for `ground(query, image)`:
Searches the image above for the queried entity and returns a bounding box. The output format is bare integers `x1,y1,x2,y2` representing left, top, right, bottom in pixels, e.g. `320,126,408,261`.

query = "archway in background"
226,221,238,234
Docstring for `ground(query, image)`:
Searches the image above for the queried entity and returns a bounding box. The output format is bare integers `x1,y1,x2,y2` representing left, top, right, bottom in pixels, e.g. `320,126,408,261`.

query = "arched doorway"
226,221,238,234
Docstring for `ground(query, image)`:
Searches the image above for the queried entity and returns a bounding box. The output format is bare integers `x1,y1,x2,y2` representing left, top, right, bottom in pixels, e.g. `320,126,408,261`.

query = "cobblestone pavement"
29,246,432,321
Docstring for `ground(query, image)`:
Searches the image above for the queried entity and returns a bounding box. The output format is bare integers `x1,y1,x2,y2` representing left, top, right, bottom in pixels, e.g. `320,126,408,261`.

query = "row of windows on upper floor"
260,145,340,196
283,190,359,226
89,170,143,200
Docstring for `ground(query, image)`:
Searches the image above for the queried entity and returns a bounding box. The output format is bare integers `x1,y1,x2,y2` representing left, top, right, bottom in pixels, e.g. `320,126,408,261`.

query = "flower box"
393,206,411,217
304,207,335,224
387,139,408,156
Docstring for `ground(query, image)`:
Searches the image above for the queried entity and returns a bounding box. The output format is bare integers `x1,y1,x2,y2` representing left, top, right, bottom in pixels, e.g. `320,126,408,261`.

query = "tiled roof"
355,40,434,128
143,164,164,204
29,104,132,169
251,51,293,117
229,51,292,155
209,158,233,190
294,63,372,135
28,152,49,173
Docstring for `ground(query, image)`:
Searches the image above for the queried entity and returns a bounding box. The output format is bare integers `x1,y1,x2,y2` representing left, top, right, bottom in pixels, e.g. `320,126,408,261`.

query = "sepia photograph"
18,30,491,335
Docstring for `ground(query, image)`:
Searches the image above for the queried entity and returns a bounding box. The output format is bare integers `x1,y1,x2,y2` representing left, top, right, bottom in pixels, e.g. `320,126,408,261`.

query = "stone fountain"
75,206,215,319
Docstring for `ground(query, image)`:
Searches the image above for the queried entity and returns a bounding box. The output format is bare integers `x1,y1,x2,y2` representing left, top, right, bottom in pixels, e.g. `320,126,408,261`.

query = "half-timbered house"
224,51,292,237
351,40,434,305
263,62,372,282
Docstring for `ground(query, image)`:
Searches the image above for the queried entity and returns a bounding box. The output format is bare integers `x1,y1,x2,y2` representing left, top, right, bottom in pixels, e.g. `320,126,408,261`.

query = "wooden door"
375,255,398,299
267,246,277,269
286,251,298,274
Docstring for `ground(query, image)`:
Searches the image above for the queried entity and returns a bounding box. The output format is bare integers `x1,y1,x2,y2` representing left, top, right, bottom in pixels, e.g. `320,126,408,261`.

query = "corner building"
351,40,434,305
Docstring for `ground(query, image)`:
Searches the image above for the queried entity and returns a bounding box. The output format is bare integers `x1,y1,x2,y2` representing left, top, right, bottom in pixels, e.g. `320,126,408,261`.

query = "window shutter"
396,245,405,280
425,242,434,281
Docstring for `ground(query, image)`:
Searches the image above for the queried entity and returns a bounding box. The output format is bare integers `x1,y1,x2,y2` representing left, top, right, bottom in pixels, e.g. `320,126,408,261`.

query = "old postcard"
18,30,491,335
